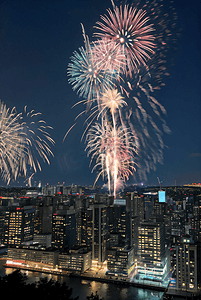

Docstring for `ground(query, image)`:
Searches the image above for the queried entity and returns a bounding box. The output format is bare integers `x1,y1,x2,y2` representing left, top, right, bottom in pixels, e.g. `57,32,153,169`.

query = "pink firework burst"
92,38,125,78
94,4,156,76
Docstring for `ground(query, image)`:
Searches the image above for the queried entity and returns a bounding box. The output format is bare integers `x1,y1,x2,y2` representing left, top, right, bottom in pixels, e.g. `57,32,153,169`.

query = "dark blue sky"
0,0,200,187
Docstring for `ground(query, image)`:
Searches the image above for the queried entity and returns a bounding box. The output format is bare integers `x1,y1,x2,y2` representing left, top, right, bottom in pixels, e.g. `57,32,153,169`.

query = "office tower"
149,199,167,222
80,207,93,247
91,204,107,263
52,209,76,250
128,193,145,254
107,246,134,276
34,203,53,235
138,221,166,264
190,204,201,242
7,205,35,245
107,203,131,246
0,207,9,245
170,210,185,237
75,197,84,246
149,198,171,246
176,237,201,292
137,220,168,284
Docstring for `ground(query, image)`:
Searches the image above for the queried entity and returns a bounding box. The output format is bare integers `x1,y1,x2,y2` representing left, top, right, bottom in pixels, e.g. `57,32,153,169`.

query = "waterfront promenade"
0,258,166,293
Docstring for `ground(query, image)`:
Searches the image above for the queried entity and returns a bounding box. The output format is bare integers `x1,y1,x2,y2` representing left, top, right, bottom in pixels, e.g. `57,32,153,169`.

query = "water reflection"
0,266,163,300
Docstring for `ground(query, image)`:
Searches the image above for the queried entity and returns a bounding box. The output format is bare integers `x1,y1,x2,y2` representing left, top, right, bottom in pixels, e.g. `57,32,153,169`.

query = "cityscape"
0,0,200,299
0,183,201,299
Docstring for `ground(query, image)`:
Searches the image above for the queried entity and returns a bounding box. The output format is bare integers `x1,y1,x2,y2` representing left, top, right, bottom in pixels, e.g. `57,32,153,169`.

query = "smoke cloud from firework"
66,0,177,197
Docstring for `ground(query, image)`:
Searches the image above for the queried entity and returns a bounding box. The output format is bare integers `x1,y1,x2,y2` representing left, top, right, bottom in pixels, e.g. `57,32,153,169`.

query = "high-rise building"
52,209,76,250
0,207,9,245
7,205,35,245
190,205,201,242
34,203,53,235
176,237,201,292
170,210,185,237
107,246,135,277
91,204,107,263
80,208,92,247
137,220,168,284
128,193,145,255
138,221,166,264
107,203,131,246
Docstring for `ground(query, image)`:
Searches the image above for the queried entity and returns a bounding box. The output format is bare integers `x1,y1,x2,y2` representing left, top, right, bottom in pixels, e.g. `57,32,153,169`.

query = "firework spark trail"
86,118,137,197
0,101,27,184
100,88,129,197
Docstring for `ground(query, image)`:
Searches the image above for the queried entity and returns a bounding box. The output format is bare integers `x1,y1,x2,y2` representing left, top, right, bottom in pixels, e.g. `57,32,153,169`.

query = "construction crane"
157,177,162,191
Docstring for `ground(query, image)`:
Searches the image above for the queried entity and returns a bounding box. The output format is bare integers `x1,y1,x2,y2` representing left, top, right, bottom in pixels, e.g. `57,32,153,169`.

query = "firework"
67,26,116,108
118,63,171,179
17,106,55,177
94,4,156,76
66,0,178,190
0,101,26,184
86,120,137,197
100,88,127,118
92,38,125,78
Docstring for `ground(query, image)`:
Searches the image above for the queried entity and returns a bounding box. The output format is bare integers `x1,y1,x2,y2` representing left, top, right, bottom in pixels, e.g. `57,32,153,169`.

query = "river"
0,265,163,300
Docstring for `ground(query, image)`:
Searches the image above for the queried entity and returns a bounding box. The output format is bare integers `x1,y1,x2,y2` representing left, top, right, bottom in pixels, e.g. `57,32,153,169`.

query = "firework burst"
92,38,125,78
86,120,137,197
67,26,117,108
0,101,26,184
94,4,156,76
17,106,55,177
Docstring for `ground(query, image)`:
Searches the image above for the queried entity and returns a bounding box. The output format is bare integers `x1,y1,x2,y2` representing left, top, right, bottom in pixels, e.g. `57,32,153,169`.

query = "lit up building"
170,210,185,237
0,207,9,245
149,199,167,222
80,208,92,247
91,204,107,263
176,236,201,292
129,193,145,255
7,206,35,246
107,203,131,246
34,203,53,235
137,221,168,284
7,245,58,269
107,246,135,277
58,247,91,272
52,209,76,250
33,233,52,248
190,204,201,242
138,221,165,263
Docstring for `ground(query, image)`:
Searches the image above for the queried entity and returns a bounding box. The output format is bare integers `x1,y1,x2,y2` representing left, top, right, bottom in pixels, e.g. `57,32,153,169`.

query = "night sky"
0,0,200,187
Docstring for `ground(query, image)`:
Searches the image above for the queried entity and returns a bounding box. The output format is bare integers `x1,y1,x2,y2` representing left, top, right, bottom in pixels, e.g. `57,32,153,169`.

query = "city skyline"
0,184,201,299
0,0,200,188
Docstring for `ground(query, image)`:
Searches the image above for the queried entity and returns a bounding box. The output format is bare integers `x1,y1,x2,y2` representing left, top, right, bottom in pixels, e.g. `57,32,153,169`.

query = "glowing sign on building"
158,191,166,203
